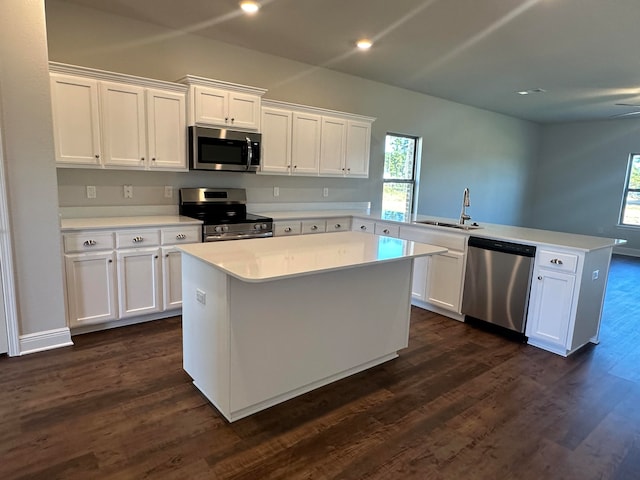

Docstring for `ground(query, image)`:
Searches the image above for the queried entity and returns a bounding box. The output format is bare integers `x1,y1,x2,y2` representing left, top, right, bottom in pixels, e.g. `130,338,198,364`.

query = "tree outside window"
620,154,640,226
382,134,418,221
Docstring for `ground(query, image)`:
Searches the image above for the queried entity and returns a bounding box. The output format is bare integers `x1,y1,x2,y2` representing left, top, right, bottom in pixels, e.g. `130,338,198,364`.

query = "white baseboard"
19,327,73,355
613,246,640,258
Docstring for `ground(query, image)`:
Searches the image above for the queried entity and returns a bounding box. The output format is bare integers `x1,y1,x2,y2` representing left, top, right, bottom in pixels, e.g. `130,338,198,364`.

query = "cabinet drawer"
63,232,115,253
537,250,578,273
116,229,161,248
301,219,327,234
326,217,351,232
161,226,201,245
274,221,302,236
375,223,400,237
352,219,376,233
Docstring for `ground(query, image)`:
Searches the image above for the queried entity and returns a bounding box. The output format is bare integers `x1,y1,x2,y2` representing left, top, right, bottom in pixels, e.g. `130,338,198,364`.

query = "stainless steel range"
179,188,273,242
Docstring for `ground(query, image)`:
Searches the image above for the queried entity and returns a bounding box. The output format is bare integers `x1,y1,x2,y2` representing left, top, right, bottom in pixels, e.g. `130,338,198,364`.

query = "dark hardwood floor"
1,254,639,479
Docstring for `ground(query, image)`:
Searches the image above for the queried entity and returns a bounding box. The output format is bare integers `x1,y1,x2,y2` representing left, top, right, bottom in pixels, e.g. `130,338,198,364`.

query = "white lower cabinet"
64,251,117,327
62,224,201,330
399,225,467,318
116,247,162,318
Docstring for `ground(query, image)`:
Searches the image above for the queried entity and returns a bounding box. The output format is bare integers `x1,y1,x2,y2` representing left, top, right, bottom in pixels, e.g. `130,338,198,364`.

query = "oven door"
189,126,261,172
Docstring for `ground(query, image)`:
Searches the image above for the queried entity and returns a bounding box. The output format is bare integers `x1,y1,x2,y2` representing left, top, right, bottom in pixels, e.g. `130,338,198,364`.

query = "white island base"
180,232,446,422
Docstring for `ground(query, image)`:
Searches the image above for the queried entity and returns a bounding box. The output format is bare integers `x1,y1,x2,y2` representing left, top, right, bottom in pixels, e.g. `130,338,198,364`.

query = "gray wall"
530,119,640,250
47,0,539,227
0,0,66,336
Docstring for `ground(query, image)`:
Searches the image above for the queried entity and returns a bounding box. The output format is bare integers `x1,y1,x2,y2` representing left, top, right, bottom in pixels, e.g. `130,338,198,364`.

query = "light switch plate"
323,187,329,198
86,185,96,199
273,186,279,197
123,185,133,199
164,185,173,198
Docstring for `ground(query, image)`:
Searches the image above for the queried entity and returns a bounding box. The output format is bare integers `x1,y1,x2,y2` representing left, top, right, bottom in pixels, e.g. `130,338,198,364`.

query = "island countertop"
178,231,447,282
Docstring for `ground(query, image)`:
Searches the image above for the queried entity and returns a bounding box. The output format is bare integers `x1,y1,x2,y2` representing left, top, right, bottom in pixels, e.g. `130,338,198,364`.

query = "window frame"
382,133,420,220
619,153,640,228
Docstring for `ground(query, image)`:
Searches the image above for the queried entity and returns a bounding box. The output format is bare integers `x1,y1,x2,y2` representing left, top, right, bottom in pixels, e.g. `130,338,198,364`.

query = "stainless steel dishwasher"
461,236,536,335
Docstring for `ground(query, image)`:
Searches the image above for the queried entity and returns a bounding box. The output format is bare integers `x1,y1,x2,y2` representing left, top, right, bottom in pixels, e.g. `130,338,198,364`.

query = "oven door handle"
246,137,253,171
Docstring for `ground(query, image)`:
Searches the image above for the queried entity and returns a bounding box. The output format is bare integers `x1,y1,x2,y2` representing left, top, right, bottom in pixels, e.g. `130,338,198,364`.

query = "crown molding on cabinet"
49,62,188,93
262,99,376,123
177,75,267,97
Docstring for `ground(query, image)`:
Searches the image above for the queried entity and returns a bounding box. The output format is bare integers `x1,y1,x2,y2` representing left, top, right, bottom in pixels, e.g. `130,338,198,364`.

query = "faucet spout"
459,187,471,225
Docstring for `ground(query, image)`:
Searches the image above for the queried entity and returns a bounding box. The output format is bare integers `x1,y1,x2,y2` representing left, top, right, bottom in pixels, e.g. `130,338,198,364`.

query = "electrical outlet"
323,187,329,198
86,185,96,199
273,186,279,197
592,270,599,280
123,185,133,199
196,289,206,305
164,185,173,198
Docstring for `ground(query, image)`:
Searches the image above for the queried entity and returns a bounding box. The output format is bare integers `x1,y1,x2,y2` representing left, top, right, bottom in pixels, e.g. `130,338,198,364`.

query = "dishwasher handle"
468,236,536,257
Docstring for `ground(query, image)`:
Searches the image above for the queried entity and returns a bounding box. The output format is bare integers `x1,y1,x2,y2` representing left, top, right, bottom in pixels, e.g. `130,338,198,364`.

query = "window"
382,134,418,221
620,154,640,226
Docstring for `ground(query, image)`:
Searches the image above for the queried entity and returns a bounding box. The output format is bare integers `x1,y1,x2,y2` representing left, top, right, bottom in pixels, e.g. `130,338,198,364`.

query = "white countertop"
178,231,447,282
60,215,202,231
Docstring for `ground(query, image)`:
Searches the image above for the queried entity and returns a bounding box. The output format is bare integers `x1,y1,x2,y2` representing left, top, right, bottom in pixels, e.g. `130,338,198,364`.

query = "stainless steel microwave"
188,126,261,172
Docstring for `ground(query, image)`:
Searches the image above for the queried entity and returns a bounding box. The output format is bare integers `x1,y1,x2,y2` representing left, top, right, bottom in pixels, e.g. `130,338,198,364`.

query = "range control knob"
261,223,268,229
254,223,262,230
222,225,229,232
214,226,223,233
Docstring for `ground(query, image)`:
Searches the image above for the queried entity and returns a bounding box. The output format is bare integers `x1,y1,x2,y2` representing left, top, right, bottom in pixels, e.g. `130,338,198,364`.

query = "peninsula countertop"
178,231,447,282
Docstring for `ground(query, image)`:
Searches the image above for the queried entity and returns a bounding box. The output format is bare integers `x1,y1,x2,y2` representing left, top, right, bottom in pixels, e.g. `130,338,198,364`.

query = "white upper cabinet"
260,100,375,178
50,73,102,166
319,116,347,176
261,107,292,174
291,112,322,175
50,63,188,171
345,120,371,177
146,89,187,170
179,75,266,131
100,82,147,168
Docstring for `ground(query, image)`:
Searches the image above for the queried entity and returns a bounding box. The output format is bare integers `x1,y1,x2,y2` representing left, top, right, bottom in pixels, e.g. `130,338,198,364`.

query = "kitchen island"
178,231,446,422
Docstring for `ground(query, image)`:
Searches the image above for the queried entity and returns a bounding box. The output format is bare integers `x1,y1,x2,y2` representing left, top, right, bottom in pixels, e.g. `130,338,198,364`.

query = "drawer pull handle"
176,233,186,240
538,275,542,280
83,240,97,246
383,229,390,234
132,236,144,243
360,225,367,230
284,227,292,233
311,225,318,231
550,258,564,265
335,224,341,229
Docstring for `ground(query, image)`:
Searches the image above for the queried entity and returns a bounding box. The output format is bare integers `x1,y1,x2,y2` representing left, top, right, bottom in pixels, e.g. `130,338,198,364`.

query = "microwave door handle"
246,137,252,171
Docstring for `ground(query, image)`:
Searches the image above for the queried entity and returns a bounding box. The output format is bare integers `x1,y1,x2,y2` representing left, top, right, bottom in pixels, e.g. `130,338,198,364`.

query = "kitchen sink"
413,220,482,230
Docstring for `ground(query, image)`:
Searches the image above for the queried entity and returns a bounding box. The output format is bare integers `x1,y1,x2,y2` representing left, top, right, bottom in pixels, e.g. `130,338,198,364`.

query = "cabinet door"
411,256,430,300
193,86,228,126
345,120,371,177
261,107,292,174
228,91,261,130
526,269,575,349
116,248,162,318
146,89,187,170
162,246,182,310
100,82,147,168
65,251,117,327
50,74,102,167
426,251,465,312
319,116,347,176
291,112,321,175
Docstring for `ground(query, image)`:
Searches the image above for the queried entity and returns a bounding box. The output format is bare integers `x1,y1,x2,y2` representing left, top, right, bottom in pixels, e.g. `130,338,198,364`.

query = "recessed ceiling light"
240,1,260,14
517,88,547,95
517,91,530,95
356,39,373,50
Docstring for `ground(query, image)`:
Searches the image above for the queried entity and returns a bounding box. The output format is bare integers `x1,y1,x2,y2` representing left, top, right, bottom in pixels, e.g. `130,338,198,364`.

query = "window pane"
622,192,640,225
384,135,415,180
382,182,413,221
629,154,640,190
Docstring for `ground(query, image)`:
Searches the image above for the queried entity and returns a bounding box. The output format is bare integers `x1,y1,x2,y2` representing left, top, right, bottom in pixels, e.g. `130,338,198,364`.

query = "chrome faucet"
459,187,471,225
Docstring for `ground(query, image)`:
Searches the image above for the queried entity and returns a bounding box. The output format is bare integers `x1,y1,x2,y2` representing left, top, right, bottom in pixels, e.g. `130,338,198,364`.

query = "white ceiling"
58,0,640,124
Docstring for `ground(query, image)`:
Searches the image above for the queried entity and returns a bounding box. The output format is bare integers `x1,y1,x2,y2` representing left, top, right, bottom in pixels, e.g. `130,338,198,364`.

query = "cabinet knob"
152,157,156,162
230,118,235,123
154,255,159,259
311,225,318,230
347,168,351,172
225,117,229,123
108,259,113,263
141,157,145,161
538,275,543,280
383,229,390,234
95,154,100,159
166,254,170,257
293,165,298,169
335,224,341,229
360,225,367,230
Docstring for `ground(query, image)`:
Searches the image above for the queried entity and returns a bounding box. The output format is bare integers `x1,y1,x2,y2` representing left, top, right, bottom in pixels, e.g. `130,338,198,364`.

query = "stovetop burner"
179,188,273,242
